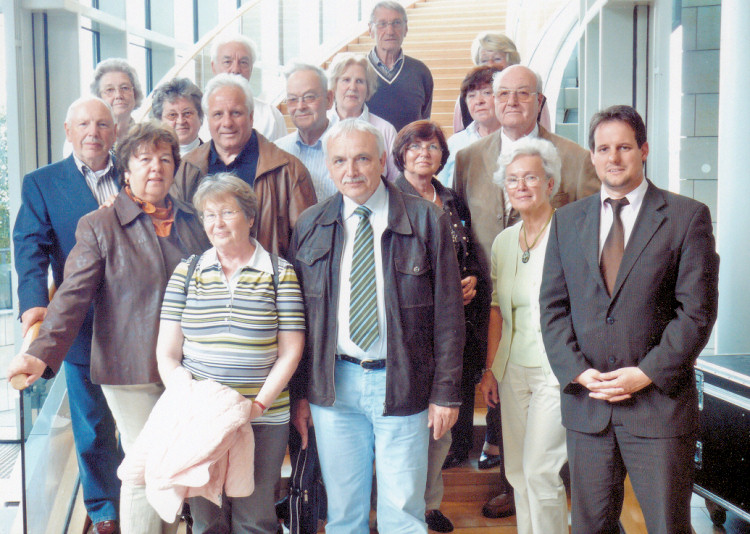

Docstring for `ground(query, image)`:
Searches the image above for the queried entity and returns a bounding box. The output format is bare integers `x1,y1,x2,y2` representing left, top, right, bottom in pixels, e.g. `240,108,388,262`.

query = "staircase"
280,0,509,137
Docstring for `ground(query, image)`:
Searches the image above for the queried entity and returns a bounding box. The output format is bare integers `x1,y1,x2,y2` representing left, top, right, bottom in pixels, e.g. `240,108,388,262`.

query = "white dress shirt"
598,177,648,260
336,181,389,360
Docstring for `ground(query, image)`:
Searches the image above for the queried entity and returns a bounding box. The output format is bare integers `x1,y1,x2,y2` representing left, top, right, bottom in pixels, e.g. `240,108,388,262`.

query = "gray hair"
90,58,144,108
65,96,115,124
493,65,543,94
151,78,204,122
193,172,259,226
202,73,255,116
369,1,408,24
210,33,258,66
470,32,521,66
327,52,379,102
494,137,561,197
284,62,328,92
324,118,386,160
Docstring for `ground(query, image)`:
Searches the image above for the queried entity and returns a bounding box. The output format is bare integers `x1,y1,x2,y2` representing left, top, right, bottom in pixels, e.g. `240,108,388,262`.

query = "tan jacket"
28,191,210,385
172,132,317,259
453,125,600,278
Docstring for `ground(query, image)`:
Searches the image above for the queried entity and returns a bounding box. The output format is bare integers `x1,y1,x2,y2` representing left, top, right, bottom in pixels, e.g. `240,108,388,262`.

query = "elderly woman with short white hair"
479,137,568,534
326,52,399,180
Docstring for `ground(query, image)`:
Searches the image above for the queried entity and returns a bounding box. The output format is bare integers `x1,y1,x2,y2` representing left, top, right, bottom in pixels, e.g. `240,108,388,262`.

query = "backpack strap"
183,254,201,296
270,252,279,294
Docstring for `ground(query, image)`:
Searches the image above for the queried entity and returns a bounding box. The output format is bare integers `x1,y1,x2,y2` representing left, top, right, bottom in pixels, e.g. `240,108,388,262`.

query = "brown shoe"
90,520,120,534
481,492,515,518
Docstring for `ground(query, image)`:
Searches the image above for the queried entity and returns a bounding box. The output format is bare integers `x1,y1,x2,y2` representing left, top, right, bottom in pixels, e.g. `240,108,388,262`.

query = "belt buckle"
360,359,379,370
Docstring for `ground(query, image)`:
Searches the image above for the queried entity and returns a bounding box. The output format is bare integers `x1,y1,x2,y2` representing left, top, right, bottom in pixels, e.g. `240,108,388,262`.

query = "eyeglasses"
163,110,197,121
202,210,241,223
286,93,320,106
406,142,442,153
496,89,538,103
373,20,404,30
505,175,543,189
102,85,134,97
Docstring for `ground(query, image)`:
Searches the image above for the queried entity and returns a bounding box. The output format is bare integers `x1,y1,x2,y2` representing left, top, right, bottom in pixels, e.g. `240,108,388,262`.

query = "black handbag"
287,425,327,534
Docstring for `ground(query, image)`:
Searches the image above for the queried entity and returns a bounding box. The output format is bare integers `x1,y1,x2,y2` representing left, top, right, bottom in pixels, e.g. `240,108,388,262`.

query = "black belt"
336,354,386,370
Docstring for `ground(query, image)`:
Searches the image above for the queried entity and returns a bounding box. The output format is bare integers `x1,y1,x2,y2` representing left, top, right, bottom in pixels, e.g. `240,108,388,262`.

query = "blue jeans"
310,360,429,534
64,361,122,523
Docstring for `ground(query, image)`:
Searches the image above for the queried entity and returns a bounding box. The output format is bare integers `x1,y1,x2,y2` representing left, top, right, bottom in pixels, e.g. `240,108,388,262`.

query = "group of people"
7,1,719,534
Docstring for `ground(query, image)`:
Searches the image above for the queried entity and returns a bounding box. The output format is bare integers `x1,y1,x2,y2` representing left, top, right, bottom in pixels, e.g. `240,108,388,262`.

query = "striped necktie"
349,205,379,351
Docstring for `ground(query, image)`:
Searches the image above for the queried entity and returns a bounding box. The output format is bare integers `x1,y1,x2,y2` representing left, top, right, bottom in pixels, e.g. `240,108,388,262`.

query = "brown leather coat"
27,191,210,385
171,132,317,260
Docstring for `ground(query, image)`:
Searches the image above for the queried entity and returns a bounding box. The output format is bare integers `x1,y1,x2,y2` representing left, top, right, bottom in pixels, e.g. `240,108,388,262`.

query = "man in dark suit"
540,105,719,533
13,96,122,534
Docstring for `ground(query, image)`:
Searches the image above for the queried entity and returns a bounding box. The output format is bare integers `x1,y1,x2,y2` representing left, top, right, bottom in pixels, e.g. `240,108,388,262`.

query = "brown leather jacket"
171,132,317,259
27,191,210,385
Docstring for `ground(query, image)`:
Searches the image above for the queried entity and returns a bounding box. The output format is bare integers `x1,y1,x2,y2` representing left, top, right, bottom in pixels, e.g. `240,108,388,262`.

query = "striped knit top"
160,240,305,425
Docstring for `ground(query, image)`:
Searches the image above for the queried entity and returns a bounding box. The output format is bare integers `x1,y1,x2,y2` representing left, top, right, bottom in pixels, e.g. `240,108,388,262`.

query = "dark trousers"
567,422,696,534
64,361,122,523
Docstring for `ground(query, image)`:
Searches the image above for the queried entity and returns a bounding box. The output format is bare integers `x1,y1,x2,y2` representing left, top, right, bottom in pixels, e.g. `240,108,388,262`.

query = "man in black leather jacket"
289,119,465,533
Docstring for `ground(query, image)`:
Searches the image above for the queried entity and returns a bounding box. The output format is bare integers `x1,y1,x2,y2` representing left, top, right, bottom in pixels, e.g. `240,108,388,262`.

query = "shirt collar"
600,176,648,208
342,179,388,221
295,120,332,149
180,137,201,155
500,123,539,152
369,48,404,72
73,152,114,179
200,237,274,275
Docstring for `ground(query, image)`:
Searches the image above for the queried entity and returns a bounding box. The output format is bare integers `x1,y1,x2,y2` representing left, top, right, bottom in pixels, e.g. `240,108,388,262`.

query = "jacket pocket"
295,246,330,298
394,254,433,308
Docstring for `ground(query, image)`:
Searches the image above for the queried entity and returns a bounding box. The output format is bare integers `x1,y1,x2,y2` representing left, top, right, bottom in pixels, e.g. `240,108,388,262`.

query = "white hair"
284,62,328,92
65,96,115,124
324,118,386,160
202,73,255,116
494,137,561,197
210,33,258,66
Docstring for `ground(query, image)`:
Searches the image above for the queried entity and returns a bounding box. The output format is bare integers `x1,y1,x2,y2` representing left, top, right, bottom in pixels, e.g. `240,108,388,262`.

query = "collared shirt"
160,238,305,424
499,124,539,225
336,180,389,360
275,122,337,202
598,177,648,260
368,48,405,81
207,131,259,187
72,153,119,206
438,120,482,188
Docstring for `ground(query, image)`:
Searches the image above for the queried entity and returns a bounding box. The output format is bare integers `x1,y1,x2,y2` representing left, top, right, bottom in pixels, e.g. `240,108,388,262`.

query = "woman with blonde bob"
326,52,399,179
479,137,568,534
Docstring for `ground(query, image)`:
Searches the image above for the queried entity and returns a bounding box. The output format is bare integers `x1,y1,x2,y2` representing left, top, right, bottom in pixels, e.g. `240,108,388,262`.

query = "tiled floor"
691,493,750,534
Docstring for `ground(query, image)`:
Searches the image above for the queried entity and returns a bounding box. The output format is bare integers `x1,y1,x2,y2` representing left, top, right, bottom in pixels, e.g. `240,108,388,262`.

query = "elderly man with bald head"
173,74,316,259
452,64,600,519
13,96,123,534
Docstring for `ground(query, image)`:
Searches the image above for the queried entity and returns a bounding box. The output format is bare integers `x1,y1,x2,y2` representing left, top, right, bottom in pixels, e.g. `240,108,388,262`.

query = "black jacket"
289,180,465,415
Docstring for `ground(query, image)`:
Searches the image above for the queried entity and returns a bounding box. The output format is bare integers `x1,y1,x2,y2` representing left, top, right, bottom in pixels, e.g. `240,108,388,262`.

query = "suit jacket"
452,125,600,280
489,222,557,386
171,132,317,260
13,155,115,365
539,180,719,438
27,190,210,385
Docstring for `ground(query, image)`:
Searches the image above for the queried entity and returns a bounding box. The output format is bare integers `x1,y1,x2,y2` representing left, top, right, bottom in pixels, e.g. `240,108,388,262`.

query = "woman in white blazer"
479,137,567,534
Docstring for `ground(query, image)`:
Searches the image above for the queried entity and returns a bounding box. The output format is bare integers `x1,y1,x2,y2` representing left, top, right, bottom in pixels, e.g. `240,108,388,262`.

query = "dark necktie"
349,206,379,351
600,197,629,296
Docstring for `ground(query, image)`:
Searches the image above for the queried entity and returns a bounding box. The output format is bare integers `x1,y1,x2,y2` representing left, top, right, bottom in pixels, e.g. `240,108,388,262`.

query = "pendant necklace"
521,209,555,263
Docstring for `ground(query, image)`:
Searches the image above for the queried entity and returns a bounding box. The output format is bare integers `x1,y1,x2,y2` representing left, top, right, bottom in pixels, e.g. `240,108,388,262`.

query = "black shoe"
425,509,454,532
275,495,290,527
477,451,502,470
442,451,468,469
